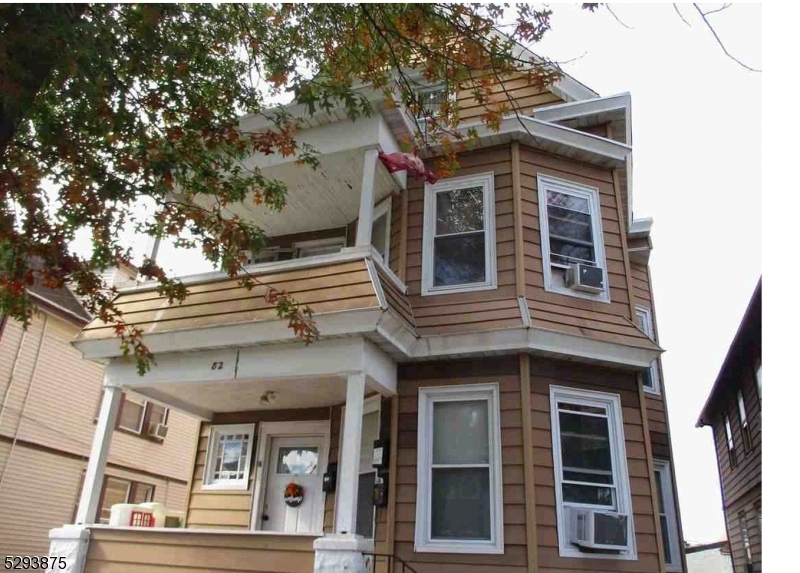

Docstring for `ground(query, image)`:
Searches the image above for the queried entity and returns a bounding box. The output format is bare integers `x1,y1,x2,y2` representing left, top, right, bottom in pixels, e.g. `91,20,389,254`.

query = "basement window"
537,174,610,302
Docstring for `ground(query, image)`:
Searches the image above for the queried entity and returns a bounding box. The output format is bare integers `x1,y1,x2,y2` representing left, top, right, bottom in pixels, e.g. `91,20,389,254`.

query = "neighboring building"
49,63,686,573
686,541,734,573
697,280,762,573
0,268,200,555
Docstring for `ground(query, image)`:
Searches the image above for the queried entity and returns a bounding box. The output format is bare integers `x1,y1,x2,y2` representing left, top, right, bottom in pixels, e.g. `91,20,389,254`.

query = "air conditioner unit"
568,507,629,552
565,263,605,293
148,422,169,440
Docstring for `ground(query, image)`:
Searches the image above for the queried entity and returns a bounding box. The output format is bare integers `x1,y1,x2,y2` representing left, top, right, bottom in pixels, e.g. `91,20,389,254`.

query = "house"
685,540,734,573
697,280,762,572
48,64,686,573
0,264,199,555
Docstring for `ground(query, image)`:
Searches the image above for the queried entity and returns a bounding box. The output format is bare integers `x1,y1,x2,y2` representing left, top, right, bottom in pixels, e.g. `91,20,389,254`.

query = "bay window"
415,383,504,553
422,172,497,295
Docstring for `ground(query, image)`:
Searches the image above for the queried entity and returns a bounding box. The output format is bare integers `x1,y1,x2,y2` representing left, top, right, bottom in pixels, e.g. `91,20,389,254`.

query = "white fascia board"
411,325,661,369
629,216,654,238
362,338,398,395
533,93,630,124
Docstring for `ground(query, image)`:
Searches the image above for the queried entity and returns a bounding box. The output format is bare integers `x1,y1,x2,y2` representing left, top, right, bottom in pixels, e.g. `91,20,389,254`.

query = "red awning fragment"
378,152,438,184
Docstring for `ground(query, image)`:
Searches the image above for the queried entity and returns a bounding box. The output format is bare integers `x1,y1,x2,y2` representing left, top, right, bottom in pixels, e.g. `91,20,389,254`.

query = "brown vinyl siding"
393,357,528,573
375,265,416,331
84,528,317,573
78,260,380,342
528,358,661,573
456,74,564,124
405,145,523,336
725,487,761,573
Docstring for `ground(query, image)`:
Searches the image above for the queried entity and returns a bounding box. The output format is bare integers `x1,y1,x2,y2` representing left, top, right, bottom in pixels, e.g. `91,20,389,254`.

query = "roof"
685,540,730,555
25,258,92,325
696,278,762,427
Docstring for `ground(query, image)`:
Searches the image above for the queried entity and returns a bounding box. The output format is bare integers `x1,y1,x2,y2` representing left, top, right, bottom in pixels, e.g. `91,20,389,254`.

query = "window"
415,383,504,554
203,424,255,490
654,461,682,571
371,198,392,263
97,476,155,524
414,83,453,139
635,307,661,394
422,172,497,295
118,395,146,433
114,393,169,441
738,511,754,570
724,414,737,468
549,385,636,559
754,360,761,401
293,237,345,259
737,391,752,454
537,174,609,302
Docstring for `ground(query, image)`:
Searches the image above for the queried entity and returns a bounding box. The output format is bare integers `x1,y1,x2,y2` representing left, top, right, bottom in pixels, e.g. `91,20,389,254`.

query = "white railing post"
75,383,122,524
334,371,366,535
355,148,380,248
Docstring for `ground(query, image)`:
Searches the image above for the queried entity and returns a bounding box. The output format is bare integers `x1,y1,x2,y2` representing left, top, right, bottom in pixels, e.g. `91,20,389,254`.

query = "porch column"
355,148,380,248
75,383,122,524
335,371,366,534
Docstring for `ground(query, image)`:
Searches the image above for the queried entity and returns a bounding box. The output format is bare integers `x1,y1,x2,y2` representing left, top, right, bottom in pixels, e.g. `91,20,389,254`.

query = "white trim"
421,172,497,296
518,296,532,327
549,385,636,560
334,395,382,539
537,173,610,303
250,420,331,532
415,383,504,554
533,93,632,145
365,259,388,311
653,460,682,572
368,246,407,294
202,423,256,491
293,236,346,259
372,197,393,264
634,306,661,395
355,148,380,247
335,372,367,534
628,217,653,239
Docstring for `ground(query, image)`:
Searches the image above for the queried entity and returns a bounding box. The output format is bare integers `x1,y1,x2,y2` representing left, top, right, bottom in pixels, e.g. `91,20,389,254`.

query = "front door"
262,436,325,533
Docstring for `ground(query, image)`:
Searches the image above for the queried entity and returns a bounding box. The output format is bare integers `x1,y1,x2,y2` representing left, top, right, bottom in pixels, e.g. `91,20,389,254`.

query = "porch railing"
363,552,421,573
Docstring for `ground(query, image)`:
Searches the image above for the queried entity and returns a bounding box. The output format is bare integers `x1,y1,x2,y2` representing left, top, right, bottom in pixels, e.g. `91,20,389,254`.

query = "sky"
531,4,761,544
74,3,762,546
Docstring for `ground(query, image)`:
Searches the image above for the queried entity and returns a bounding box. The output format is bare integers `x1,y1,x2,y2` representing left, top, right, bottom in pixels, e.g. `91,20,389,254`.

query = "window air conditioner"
148,422,169,440
568,507,629,552
565,263,605,293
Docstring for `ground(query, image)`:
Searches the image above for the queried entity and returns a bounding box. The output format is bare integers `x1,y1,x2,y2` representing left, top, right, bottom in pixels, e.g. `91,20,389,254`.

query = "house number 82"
211,361,224,370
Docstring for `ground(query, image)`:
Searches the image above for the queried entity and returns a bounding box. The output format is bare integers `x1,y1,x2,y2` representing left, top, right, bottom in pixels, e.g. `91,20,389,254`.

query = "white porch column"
75,383,122,524
334,371,366,535
355,148,380,247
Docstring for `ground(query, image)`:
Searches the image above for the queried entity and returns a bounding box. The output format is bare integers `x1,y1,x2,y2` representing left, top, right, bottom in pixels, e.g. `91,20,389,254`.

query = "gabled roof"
696,278,762,427
25,258,91,325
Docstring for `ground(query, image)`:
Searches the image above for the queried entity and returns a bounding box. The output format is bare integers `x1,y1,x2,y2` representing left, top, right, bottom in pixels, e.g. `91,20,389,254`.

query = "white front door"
262,436,325,533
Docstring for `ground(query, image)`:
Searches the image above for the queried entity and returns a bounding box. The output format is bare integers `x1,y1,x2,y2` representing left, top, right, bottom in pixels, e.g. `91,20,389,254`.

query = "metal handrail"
362,552,422,573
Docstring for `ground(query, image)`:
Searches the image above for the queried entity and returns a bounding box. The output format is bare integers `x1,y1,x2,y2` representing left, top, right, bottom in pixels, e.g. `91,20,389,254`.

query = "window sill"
414,540,504,554
421,281,498,297
558,546,638,560
201,482,250,492
545,282,610,304
643,386,661,396
115,425,166,444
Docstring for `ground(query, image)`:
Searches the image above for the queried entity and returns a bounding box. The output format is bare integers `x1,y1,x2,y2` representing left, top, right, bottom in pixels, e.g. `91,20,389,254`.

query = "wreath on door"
284,482,304,508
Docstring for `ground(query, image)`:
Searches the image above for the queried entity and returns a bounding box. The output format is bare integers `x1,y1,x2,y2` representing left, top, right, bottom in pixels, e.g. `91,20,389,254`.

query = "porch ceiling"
145,375,348,413
190,148,400,237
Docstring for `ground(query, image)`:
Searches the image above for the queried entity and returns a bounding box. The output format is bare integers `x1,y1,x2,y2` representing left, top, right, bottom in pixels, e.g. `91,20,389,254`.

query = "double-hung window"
653,460,682,571
550,385,636,559
537,174,609,302
724,414,737,468
117,395,146,433
737,390,752,454
422,172,497,295
415,383,504,553
414,83,452,140
635,306,661,394
203,424,255,490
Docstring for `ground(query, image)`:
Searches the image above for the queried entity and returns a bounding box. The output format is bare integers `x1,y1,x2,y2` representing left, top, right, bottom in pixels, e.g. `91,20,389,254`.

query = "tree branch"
693,3,760,72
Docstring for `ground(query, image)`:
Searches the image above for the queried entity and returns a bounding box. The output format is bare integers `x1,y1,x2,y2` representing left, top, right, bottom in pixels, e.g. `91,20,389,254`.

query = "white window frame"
635,306,661,394
413,82,456,139
723,414,736,467
202,423,256,491
653,460,682,572
537,173,610,303
372,197,392,264
293,237,346,259
549,385,637,560
422,172,497,296
415,383,504,554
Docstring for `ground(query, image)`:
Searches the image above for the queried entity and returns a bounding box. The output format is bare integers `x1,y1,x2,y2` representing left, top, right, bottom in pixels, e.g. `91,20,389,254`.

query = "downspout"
0,314,49,494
